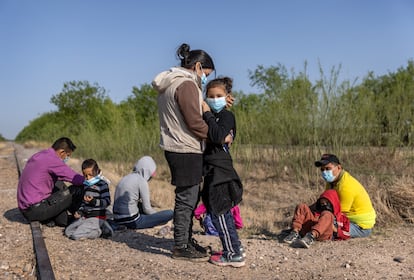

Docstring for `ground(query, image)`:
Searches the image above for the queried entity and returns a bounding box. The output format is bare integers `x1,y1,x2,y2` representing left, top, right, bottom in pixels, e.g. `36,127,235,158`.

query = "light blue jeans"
125,210,173,229
350,222,372,238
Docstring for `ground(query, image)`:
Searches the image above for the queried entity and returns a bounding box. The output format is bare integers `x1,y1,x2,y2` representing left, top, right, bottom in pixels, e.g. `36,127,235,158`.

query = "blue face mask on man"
321,170,336,183
206,97,227,113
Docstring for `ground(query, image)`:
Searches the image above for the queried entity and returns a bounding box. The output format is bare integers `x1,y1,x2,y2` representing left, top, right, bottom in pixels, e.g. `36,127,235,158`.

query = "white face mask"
63,156,70,163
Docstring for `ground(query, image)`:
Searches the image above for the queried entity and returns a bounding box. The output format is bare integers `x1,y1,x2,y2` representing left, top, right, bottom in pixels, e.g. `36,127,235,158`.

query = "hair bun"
177,43,190,61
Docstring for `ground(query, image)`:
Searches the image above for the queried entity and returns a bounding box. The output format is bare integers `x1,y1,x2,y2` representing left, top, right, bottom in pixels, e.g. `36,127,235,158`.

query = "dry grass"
22,140,50,149
85,146,414,237
386,181,414,223
23,141,414,237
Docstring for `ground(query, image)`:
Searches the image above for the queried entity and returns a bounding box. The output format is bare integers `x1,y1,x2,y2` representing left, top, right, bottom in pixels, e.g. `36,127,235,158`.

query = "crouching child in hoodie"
283,189,350,248
112,156,173,229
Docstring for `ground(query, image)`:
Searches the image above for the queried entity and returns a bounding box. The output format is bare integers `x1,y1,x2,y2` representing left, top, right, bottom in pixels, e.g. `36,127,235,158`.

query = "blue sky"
1,1,413,140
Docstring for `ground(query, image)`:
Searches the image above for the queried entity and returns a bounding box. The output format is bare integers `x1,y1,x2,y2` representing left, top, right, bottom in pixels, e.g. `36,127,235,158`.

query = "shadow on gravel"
247,228,289,243
111,230,174,257
3,207,29,224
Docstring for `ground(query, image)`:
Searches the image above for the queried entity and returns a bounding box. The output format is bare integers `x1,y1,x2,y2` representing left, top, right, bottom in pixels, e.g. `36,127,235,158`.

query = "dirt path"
1,142,413,279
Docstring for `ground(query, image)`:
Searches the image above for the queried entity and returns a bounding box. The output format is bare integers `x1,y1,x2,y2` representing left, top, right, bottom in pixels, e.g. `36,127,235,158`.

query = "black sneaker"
172,244,209,262
189,238,209,254
294,232,315,248
44,220,56,227
283,231,300,244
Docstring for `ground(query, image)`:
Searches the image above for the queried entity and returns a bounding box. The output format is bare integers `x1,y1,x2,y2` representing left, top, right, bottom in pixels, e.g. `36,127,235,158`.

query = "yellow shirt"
326,171,376,229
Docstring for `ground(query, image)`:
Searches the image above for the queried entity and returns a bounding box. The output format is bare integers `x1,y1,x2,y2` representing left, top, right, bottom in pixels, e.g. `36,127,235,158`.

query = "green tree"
50,81,108,114
50,80,115,134
248,63,317,145
15,112,63,142
356,60,414,146
120,84,158,125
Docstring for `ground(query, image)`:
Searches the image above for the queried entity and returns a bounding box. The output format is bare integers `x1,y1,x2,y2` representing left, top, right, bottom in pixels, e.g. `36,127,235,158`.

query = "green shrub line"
11,61,414,229
14,60,414,166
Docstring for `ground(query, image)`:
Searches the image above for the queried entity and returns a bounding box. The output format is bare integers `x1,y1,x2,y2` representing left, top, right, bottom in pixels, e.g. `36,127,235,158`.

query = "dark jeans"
174,184,201,247
211,210,241,258
21,183,83,227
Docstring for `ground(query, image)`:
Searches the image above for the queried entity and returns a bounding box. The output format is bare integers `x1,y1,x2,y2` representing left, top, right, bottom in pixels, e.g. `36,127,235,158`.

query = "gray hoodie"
113,156,156,222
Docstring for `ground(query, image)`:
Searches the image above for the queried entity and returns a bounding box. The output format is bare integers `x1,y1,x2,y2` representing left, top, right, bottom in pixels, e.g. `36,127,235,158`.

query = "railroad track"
13,144,56,280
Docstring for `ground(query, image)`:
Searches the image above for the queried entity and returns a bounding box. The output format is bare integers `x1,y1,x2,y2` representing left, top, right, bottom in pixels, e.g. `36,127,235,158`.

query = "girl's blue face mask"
206,97,227,113
321,170,336,183
84,176,100,186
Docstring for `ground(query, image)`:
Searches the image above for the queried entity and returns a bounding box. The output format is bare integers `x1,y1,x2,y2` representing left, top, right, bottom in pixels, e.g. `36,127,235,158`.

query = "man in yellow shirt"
315,154,376,238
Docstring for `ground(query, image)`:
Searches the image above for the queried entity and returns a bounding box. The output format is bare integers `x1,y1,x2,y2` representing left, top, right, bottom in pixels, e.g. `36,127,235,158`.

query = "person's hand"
74,211,81,219
83,195,93,203
202,101,210,113
199,215,206,231
226,95,235,108
224,130,234,146
332,224,338,233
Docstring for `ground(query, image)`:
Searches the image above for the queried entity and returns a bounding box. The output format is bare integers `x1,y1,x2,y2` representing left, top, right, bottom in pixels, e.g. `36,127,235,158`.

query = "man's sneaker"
100,220,114,239
172,244,210,262
283,231,300,244
209,253,245,268
294,232,315,248
189,238,209,254
44,220,56,228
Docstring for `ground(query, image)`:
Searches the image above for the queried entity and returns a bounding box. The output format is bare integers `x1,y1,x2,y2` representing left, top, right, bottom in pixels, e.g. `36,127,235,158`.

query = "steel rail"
14,145,56,280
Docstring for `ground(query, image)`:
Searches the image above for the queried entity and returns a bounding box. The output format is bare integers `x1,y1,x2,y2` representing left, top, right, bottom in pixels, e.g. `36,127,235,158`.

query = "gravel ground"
1,142,414,280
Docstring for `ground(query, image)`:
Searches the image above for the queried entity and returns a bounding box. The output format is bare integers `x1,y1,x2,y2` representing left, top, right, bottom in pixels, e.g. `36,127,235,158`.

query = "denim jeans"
350,222,372,238
124,210,173,229
211,210,241,258
173,184,200,247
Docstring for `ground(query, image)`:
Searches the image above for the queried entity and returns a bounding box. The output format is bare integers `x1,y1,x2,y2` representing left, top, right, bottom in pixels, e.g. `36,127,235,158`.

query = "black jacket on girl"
202,109,243,215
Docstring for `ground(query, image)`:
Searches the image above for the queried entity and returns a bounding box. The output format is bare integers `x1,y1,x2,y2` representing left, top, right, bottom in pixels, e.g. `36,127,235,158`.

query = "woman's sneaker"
283,230,300,244
172,244,209,262
209,254,245,268
189,238,209,254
